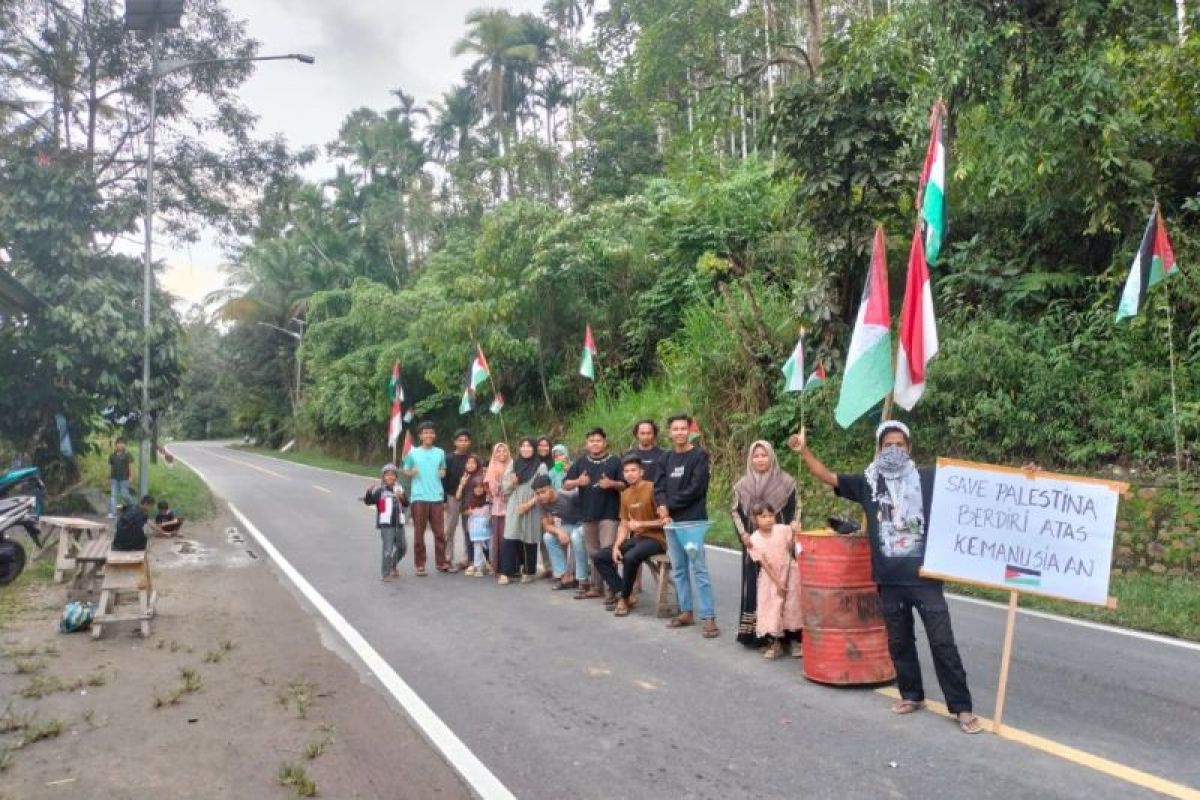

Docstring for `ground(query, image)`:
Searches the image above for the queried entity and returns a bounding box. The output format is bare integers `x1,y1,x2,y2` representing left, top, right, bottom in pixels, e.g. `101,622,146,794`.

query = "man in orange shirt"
592,455,667,617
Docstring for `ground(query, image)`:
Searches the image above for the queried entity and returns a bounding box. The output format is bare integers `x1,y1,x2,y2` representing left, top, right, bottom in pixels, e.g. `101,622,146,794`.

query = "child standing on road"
465,480,491,577
739,503,803,659
364,463,409,582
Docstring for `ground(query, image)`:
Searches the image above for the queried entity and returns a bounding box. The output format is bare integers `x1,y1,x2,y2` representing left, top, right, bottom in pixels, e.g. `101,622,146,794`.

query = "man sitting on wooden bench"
113,495,155,551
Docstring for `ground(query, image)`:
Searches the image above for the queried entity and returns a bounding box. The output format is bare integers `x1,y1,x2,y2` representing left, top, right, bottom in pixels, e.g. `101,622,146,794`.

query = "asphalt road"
173,442,1200,800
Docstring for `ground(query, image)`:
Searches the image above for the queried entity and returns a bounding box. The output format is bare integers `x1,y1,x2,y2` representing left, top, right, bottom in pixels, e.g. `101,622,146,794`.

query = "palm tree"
453,9,540,196
429,84,482,163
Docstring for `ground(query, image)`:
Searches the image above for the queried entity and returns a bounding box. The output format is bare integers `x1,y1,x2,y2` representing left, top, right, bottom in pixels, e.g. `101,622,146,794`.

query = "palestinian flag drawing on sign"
1004,565,1041,588
1116,203,1177,321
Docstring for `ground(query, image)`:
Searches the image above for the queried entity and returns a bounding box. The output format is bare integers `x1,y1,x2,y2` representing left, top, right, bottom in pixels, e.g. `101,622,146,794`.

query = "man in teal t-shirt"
403,422,449,575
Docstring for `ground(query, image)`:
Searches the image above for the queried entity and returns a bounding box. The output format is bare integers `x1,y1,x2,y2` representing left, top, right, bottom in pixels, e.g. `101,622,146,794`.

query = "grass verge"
948,574,1200,642
80,444,215,521
0,558,54,630
233,446,376,478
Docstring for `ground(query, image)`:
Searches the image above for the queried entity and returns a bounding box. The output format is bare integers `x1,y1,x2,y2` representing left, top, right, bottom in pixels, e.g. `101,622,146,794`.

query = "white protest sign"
921,458,1127,606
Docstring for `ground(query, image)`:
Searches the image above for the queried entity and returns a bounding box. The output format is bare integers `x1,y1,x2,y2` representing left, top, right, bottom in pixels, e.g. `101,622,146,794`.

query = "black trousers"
879,583,973,714
593,537,665,599
500,539,538,577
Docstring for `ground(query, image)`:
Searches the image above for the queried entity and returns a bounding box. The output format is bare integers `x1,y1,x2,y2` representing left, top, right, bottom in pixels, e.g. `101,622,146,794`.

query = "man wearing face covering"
788,420,982,735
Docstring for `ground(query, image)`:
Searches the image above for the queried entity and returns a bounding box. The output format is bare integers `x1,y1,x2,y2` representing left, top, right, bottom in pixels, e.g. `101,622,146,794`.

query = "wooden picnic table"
39,515,109,583
68,534,112,603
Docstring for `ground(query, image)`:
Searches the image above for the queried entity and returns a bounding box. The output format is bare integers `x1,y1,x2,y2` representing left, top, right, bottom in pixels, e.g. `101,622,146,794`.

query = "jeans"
879,583,973,715
542,525,587,581
666,526,715,620
410,501,447,570
379,525,406,578
593,537,665,600
109,478,135,515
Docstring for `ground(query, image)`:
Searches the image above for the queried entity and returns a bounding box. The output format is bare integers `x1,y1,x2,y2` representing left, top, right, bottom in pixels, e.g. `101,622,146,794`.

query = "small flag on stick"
1116,202,1177,321
688,417,701,443
804,363,827,393
579,325,597,380
387,361,403,447
781,335,806,393
470,345,491,390
490,392,505,415
401,430,413,459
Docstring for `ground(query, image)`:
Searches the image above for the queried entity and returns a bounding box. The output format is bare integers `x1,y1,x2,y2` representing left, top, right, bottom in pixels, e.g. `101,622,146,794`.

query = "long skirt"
737,549,769,648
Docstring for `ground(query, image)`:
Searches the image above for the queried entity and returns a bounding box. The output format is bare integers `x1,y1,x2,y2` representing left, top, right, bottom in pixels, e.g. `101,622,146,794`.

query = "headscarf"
511,437,541,485
536,436,555,469
484,443,511,485
381,462,399,477
733,440,796,516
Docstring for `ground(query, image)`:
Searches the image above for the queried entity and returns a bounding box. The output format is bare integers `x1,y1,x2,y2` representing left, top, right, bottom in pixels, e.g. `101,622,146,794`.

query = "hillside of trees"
4,1,1198,493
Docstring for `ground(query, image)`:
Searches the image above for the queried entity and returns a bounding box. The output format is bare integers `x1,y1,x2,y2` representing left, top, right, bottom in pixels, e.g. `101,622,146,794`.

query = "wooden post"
993,590,1020,733
1163,285,1185,494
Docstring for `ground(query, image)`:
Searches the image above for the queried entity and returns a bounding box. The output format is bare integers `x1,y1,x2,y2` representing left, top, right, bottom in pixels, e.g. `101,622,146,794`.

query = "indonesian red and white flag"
894,224,939,410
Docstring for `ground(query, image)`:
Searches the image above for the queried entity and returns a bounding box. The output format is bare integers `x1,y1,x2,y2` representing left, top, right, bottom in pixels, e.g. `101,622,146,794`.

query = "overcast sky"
157,0,547,308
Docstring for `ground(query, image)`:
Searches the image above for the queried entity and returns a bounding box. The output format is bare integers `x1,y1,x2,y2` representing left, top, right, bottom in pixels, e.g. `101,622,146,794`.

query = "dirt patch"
0,510,469,800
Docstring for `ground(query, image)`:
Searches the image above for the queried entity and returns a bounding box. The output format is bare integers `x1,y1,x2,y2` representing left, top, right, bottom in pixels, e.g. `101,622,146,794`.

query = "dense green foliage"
177,1,1196,507
0,0,290,481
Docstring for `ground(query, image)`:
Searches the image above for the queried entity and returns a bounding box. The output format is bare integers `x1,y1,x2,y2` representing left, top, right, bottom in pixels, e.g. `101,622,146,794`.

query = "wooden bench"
644,554,679,619
92,547,157,640
40,516,109,583
68,534,112,603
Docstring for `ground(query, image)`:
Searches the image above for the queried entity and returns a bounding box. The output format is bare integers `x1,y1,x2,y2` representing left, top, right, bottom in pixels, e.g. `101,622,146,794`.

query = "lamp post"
256,321,304,419
124,1,313,497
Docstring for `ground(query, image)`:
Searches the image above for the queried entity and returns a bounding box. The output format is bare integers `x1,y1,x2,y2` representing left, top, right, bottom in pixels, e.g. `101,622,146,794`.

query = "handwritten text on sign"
922,459,1125,606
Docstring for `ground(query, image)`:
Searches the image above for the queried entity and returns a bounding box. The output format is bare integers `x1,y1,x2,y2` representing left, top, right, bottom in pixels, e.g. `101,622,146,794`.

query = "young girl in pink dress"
739,502,803,659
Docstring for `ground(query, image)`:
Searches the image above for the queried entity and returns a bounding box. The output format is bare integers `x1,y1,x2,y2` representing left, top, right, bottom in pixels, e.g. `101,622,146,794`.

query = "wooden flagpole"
1163,283,1185,494
992,590,1021,733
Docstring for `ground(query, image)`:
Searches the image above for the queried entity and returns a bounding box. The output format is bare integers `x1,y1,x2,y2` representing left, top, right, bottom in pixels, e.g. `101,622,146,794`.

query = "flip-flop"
957,715,984,734
415,568,428,577
667,615,694,628
614,603,630,617
551,580,578,591
890,699,925,715
701,619,720,638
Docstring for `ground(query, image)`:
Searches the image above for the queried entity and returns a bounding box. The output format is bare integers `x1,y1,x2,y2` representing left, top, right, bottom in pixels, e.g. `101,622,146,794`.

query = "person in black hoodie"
364,463,409,582
113,495,154,551
655,414,718,638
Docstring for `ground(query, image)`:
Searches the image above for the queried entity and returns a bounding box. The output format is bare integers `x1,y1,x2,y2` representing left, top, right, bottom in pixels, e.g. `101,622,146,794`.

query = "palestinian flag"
688,417,701,443
387,361,403,447
579,325,597,380
835,225,893,428
1004,564,1041,588
401,430,414,459
804,363,827,393
458,386,474,415
894,225,939,411
781,335,806,392
920,102,947,266
1116,203,1178,321
490,392,505,415
470,345,491,390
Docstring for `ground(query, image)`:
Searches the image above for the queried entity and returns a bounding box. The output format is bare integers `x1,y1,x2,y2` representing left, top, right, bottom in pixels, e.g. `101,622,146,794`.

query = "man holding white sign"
790,421,982,734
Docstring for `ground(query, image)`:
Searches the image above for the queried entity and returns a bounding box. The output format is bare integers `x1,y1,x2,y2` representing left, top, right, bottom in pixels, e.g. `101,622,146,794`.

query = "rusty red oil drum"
797,531,895,686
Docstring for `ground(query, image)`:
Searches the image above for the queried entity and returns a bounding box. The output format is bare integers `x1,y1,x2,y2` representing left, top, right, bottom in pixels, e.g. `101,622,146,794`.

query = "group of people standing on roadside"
363,415,983,733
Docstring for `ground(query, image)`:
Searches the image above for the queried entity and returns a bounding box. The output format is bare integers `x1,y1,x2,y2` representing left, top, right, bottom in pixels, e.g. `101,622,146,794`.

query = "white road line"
311,485,332,494
212,444,374,481
703,542,1200,652
200,448,290,479
175,452,516,800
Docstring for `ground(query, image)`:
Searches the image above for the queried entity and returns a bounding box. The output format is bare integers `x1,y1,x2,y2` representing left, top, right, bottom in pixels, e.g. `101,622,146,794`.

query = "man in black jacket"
655,414,718,638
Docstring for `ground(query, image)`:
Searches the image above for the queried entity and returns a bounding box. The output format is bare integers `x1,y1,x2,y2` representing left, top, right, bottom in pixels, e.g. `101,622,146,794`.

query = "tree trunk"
805,0,823,74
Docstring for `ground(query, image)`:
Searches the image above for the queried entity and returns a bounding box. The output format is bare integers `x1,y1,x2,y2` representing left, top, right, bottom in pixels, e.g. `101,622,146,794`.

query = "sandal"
957,714,984,735
614,600,630,617
551,579,578,591
604,594,618,610
497,575,510,586
701,619,720,639
667,614,694,629
415,567,428,577
891,699,925,715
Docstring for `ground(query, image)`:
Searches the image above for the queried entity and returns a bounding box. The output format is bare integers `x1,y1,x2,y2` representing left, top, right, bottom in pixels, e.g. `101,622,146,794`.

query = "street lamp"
255,321,304,420
124,1,313,497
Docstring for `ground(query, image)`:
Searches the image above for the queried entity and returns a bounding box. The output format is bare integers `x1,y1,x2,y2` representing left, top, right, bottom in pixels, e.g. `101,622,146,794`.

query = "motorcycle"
0,495,42,586
0,464,45,516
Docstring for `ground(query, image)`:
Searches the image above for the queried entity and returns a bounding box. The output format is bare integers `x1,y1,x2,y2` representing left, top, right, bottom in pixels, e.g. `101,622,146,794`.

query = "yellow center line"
202,449,290,480
311,485,332,494
874,687,1200,799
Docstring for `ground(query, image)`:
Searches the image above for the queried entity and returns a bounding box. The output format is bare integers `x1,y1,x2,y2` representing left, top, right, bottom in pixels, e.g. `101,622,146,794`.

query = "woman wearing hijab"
548,444,570,490
732,440,798,650
484,442,511,575
500,437,544,585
